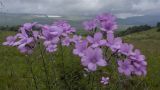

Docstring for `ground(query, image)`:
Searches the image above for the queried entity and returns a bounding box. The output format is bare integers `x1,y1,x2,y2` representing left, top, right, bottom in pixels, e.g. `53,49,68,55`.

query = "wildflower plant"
3,13,147,89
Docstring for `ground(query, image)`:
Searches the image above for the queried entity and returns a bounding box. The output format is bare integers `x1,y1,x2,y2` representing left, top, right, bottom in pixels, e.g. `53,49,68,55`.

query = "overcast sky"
0,0,160,18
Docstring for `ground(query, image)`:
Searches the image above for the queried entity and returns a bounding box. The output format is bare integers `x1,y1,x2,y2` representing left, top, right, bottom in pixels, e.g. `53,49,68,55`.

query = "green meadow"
0,28,160,90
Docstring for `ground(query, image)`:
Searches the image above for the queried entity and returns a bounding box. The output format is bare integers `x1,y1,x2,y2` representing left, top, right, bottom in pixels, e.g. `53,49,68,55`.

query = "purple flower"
87,32,106,48
62,36,71,46
73,40,88,57
43,36,59,53
15,37,34,54
130,49,146,61
71,35,82,44
118,60,134,76
32,31,40,40
101,77,109,85
43,36,59,47
96,13,116,23
54,20,75,36
96,13,117,33
3,36,17,46
3,22,42,54
119,43,134,56
41,25,62,52
130,49,147,76
42,25,63,37
81,47,107,71
17,44,33,54
21,22,37,31
12,29,35,54
46,44,57,53
133,65,147,76
106,33,122,52
100,21,117,33
118,49,147,76
83,20,97,31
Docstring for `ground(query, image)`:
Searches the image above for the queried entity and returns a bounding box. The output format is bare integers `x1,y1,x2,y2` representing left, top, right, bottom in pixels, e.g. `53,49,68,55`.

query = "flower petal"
88,63,97,71
97,59,107,66
94,32,102,41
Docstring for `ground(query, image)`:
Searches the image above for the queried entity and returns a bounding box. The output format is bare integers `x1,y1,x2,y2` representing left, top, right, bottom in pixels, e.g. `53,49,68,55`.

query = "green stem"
90,72,95,90
39,46,51,90
25,55,38,90
50,54,58,88
107,50,118,63
88,73,91,85
59,39,71,89
103,47,109,59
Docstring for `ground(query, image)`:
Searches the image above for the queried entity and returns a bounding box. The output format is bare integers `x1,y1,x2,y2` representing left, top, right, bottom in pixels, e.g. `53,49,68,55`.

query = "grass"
0,28,160,90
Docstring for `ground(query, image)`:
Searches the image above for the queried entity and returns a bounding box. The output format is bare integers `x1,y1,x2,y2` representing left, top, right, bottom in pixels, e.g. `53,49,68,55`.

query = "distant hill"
118,15,160,26
0,13,63,25
0,13,160,27
0,13,86,30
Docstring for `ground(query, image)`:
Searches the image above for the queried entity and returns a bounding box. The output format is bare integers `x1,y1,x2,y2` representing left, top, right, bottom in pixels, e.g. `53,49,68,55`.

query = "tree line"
116,22,160,36
0,25,20,31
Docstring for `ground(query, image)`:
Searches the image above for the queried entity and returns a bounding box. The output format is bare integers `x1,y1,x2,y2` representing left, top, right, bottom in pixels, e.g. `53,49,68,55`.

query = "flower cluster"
3,20,76,53
3,13,147,86
83,20,97,31
73,13,147,84
3,23,39,54
42,20,76,52
96,13,118,33
118,49,147,76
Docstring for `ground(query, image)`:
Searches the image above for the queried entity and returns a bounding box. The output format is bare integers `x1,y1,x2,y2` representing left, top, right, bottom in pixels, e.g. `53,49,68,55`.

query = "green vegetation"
156,22,160,32
116,24,152,36
0,25,20,32
156,22,160,27
0,28,160,89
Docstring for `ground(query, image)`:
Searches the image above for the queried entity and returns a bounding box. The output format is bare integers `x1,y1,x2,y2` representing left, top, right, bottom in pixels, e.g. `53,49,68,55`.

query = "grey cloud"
0,0,160,18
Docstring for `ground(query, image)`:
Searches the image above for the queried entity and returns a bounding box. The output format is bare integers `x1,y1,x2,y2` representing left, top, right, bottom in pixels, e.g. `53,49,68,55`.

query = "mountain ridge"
0,13,160,26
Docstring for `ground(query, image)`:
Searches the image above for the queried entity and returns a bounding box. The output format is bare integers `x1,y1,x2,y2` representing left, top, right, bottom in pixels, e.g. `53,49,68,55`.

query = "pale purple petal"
88,63,97,71
94,32,102,41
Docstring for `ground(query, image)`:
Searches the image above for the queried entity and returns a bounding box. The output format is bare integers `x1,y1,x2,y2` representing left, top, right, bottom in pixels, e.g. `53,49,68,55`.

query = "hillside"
123,28,160,89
